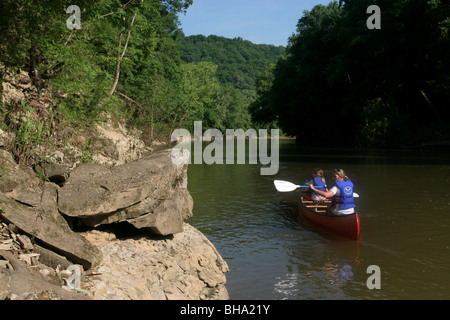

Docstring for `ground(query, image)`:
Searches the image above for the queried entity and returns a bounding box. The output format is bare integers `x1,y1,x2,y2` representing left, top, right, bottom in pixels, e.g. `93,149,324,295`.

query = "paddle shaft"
274,180,326,192
299,185,324,189
274,180,359,197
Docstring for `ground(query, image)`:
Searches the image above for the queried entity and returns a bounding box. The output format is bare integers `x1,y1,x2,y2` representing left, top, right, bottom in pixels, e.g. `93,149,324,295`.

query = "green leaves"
254,0,450,147
178,35,285,132
180,35,285,91
177,61,220,124
8,104,50,165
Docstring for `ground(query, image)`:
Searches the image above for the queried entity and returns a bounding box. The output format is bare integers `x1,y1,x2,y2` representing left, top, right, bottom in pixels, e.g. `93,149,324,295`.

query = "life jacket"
313,177,327,191
334,180,355,210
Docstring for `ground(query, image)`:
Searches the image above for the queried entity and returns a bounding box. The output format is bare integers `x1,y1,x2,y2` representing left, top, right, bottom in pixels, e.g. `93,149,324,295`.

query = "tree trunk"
110,32,123,95
110,12,137,95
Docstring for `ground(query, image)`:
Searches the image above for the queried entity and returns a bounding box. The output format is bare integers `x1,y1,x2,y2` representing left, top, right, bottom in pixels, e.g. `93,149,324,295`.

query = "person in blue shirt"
309,168,355,216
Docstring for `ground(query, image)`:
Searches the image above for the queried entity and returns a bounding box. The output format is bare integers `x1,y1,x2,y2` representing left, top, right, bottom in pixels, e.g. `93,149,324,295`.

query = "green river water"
186,139,450,300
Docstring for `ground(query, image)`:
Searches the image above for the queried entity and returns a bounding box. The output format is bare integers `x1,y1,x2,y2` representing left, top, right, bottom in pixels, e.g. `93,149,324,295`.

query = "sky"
178,0,331,47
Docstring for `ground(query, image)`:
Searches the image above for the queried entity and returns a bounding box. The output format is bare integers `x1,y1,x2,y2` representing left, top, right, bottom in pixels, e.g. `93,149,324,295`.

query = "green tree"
172,61,220,131
270,2,344,145
180,35,285,92
0,0,194,143
249,64,278,130
255,0,450,147
179,34,285,131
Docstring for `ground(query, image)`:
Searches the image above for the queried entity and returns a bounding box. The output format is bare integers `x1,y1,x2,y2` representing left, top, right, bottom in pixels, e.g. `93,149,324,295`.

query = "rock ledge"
0,148,229,300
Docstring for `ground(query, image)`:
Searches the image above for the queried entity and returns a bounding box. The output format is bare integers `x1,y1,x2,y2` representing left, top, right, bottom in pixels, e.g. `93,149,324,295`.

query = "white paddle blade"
274,180,300,192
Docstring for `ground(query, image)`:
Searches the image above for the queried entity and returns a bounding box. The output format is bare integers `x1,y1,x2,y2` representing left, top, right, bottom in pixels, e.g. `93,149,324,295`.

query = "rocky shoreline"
0,65,229,300
0,147,229,300
81,223,229,300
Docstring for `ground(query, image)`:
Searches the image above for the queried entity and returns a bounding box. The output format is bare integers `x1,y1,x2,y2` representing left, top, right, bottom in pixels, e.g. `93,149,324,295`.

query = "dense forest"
0,0,285,156
1,0,448,161
178,35,285,131
0,0,201,150
180,35,285,91
252,0,450,148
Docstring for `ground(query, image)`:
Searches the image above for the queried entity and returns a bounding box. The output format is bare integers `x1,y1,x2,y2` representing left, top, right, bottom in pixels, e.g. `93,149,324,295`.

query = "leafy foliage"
179,35,285,131
179,35,285,91
1,0,285,149
253,0,450,148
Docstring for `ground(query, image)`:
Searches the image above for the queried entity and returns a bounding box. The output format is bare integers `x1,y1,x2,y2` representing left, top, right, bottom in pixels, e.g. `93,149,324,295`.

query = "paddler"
309,168,355,216
304,168,328,201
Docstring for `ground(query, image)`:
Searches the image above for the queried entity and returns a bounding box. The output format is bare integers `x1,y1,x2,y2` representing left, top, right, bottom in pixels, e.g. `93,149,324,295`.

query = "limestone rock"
38,162,70,186
59,150,177,217
0,145,228,300
81,224,229,300
95,117,151,166
0,150,101,270
127,188,193,235
0,192,101,270
0,251,89,300
58,149,192,236
0,149,44,207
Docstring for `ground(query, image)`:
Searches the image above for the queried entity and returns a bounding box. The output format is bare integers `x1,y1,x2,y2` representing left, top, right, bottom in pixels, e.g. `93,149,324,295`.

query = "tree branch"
115,91,146,113
121,12,137,59
109,12,137,95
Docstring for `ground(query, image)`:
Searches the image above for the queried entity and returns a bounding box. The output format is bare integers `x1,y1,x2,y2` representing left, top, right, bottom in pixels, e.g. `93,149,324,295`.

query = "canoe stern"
298,196,360,240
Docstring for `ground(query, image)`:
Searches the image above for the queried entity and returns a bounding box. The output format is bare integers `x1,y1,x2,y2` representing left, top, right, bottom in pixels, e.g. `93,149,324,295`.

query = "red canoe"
298,194,360,240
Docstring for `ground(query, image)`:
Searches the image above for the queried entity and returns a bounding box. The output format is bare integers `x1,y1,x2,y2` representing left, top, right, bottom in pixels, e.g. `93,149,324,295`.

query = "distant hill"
179,35,286,91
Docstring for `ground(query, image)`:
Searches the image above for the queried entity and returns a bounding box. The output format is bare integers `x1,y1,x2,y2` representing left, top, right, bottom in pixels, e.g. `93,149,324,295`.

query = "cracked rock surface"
80,223,229,300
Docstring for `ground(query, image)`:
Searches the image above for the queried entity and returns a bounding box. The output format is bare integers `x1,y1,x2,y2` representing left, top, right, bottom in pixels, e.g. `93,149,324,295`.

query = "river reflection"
187,140,450,300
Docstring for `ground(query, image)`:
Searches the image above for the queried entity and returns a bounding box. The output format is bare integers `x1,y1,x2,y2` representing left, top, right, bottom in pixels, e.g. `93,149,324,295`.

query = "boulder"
127,188,193,235
0,150,101,270
58,150,177,217
81,224,229,300
0,149,44,207
0,146,228,300
0,192,101,270
58,149,192,236
38,162,70,186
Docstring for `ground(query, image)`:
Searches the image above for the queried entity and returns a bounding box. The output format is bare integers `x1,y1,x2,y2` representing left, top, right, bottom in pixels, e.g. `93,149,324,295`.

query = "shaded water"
187,140,450,300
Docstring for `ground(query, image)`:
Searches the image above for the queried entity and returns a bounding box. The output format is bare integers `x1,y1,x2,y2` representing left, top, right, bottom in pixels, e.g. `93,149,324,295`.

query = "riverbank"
0,71,229,299
0,134,229,300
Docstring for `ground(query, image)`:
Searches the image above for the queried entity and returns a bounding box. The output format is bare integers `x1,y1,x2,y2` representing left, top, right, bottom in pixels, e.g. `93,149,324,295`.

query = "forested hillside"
0,0,286,165
179,35,285,91
252,0,450,148
2,0,444,157
178,35,285,131
1,0,202,156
